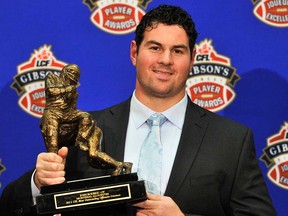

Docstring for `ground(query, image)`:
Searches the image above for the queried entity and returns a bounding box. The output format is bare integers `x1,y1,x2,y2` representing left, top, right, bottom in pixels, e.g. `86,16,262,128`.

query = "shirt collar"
130,91,188,130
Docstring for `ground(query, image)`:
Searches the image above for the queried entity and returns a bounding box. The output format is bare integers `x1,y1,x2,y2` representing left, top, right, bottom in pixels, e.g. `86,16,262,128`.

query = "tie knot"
147,113,167,127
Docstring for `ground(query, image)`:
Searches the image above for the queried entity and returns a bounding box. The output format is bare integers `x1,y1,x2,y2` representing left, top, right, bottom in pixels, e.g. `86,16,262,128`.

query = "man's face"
130,23,194,101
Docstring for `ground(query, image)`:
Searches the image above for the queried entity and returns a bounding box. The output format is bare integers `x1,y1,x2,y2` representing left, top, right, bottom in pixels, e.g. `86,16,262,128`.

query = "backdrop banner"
0,1,287,215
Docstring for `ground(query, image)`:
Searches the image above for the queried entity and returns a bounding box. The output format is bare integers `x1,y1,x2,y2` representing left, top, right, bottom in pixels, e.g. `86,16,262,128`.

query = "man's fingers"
36,159,65,171
34,150,67,189
133,198,159,210
36,169,66,179
34,168,66,189
38,152,64,164
38,176,66,186
58,147,68,160
147,193,161,200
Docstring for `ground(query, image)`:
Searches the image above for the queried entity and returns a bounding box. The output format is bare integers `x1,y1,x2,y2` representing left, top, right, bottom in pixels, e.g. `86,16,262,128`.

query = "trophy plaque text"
36,173,146,214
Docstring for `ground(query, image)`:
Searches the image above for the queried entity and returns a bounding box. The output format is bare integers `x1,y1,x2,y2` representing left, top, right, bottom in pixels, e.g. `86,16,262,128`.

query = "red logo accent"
188,82,234,111
253,0,288,27
91,3,145,34
261,123,288,189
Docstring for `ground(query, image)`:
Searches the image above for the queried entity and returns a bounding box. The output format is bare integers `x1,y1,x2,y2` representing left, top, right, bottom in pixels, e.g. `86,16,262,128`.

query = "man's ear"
130,40,137,66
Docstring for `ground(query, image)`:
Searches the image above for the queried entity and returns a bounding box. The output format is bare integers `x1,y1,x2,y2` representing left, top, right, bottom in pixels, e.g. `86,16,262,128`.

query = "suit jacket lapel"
102,99,131,161
165,99,208,197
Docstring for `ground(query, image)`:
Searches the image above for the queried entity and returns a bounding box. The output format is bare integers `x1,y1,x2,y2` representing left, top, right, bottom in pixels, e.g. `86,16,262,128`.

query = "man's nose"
158,50,173,65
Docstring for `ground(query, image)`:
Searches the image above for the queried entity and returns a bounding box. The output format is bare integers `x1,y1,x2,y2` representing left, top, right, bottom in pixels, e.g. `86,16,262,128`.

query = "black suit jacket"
0,97,276,216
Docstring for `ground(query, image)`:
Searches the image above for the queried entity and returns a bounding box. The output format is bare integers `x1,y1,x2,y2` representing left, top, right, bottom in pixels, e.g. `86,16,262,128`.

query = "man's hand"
133,193,184,216
34,147,68,190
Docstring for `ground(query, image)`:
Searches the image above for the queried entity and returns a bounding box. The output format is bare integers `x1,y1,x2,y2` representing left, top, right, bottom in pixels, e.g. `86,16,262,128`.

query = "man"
0,4,276,216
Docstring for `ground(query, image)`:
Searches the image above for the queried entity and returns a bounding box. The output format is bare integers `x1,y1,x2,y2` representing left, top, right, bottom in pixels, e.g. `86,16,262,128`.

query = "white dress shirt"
124,92,187,195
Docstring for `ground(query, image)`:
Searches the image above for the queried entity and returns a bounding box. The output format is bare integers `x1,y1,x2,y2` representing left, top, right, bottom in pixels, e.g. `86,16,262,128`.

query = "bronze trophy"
36,64,146,214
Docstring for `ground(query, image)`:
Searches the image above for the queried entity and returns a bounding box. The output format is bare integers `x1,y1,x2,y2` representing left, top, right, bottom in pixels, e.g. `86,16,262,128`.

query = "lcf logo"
82,0,151,34
261,122,288,189
11,45,67,118
186,39,240,112
252,0,288,27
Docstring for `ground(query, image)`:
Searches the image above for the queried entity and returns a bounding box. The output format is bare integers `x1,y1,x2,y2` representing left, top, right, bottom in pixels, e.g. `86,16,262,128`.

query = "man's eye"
150,46,160,51
174,49,184,54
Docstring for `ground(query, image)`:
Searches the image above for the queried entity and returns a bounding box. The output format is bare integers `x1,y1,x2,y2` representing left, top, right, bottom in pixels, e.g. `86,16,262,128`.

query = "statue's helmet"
62,64,80,84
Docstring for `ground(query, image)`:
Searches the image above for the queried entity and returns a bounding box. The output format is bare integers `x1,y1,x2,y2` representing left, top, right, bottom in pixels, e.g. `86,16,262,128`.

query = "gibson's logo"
83,0,151,34
261,122,288,189
252,0,288,27
11,45,67,118
186,39,240,112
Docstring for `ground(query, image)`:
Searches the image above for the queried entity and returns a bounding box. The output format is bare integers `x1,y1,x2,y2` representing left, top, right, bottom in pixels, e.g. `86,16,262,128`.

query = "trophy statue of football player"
40,64,132,175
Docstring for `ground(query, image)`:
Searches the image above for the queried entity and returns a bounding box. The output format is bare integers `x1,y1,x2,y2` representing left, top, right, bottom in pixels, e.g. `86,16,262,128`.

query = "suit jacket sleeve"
229,128,276,215
0,169,38,216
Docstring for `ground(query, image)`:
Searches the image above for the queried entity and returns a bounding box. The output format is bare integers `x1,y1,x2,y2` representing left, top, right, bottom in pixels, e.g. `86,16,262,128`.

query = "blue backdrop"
0,1,287,215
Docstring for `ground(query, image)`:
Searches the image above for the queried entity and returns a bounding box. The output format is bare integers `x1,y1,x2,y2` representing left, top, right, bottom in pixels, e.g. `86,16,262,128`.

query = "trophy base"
36,173,146,215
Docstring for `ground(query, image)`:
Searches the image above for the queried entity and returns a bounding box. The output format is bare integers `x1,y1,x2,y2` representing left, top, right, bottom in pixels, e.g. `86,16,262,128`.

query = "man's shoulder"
0,169,34,200
188,100,249,131
89,98,131,120
0,169,36,215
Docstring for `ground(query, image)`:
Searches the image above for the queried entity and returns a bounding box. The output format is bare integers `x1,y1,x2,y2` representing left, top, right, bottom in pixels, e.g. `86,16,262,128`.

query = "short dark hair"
135,4,198,55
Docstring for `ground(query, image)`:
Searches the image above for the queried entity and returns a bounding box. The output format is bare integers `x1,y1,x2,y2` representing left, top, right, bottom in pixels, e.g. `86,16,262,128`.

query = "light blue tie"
137,113,167,194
